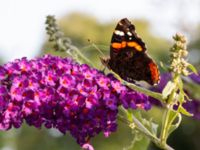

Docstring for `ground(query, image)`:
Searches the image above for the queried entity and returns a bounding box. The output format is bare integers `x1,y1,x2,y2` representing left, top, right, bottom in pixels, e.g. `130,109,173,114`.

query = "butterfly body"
103,18,160,85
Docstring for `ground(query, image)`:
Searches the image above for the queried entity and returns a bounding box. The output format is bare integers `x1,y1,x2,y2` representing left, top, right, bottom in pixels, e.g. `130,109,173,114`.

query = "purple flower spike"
0,55,150,149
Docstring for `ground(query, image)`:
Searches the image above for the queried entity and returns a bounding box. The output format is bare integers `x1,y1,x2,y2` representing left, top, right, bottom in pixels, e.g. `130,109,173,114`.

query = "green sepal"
188,63,198,75
178,105,193,117
167,113,182,136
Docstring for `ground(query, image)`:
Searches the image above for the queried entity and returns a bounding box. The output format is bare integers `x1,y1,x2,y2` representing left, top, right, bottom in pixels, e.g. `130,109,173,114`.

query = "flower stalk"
159,33,193,148
119,107,174,150
110,70,164,103
160,106,173,145
45,15,93,66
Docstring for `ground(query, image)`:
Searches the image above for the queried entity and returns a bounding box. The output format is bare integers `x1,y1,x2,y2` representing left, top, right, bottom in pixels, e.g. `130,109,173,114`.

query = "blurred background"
0,0,200,150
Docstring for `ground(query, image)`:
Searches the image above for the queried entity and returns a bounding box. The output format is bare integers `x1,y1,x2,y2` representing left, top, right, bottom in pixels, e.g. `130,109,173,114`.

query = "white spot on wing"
127,31,132,36
114,30,125,36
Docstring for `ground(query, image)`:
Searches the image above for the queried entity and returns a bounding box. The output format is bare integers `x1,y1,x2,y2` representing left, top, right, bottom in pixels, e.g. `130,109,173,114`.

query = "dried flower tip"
45,15,90,64
45,16,57,27
170,33,189,76
179,50,188,57
173,33,187,43
175,41,186,50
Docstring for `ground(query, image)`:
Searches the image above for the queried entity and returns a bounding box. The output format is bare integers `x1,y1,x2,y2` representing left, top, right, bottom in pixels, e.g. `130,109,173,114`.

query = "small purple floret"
189,71,200,84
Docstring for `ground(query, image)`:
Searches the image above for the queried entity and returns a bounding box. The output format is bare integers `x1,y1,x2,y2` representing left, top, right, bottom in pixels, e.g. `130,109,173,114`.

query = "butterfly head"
100,57,111,69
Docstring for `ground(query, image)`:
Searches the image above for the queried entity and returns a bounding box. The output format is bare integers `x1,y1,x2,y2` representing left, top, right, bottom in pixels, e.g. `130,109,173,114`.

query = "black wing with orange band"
110,18,146,59
107,18,160,85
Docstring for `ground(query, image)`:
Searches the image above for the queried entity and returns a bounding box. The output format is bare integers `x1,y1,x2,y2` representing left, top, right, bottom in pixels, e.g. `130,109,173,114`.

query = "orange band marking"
149,62,160,83
112,43,122,49
112,41,143,52
127,42,142,51
111,41,127,49
127,41,137,47
121,41,126,48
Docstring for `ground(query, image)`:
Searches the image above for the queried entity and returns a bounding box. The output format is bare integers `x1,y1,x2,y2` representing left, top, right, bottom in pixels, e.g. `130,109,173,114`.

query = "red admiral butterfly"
101,18,160,85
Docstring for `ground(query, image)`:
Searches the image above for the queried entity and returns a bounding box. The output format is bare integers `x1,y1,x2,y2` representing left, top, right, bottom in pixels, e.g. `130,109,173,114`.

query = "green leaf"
131,111,158,137
142,119,158,136
128,135,150,150
162,81,176,99
178,105,193,116
149,120,159,136
188,63,198,74
123,125,150,150
132,137,150,150
168,113,182,136
131,110,143,122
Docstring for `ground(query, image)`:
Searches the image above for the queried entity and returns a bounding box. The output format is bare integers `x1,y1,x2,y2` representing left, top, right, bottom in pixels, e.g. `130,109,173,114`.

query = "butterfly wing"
108,18,160,85
110,18,146,60
109,52,160,85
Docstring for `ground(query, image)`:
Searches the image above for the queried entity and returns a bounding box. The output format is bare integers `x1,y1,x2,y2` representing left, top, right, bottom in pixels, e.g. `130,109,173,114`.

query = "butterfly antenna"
87,39,106,57
92,43,105,56
87,39,110,72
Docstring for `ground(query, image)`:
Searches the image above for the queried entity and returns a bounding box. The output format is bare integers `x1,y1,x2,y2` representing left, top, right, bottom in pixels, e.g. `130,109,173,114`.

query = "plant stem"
70,45,94,66
110,71,164,103
126,82,163,102
45,15,94,67
132,115,174,150
119,107,174,150
160,106,171,144
160,74,180,147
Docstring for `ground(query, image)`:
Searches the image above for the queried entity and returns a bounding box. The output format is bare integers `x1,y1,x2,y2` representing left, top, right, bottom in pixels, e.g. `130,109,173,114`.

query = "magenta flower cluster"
0,55,150,148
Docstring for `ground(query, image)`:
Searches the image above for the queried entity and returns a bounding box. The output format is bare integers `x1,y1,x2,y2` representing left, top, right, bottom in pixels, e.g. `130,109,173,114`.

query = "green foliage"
188,64,198,74
178,106,193,117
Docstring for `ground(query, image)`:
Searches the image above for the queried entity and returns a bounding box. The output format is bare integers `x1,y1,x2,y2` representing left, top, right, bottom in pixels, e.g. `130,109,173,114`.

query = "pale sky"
0,0,200,62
